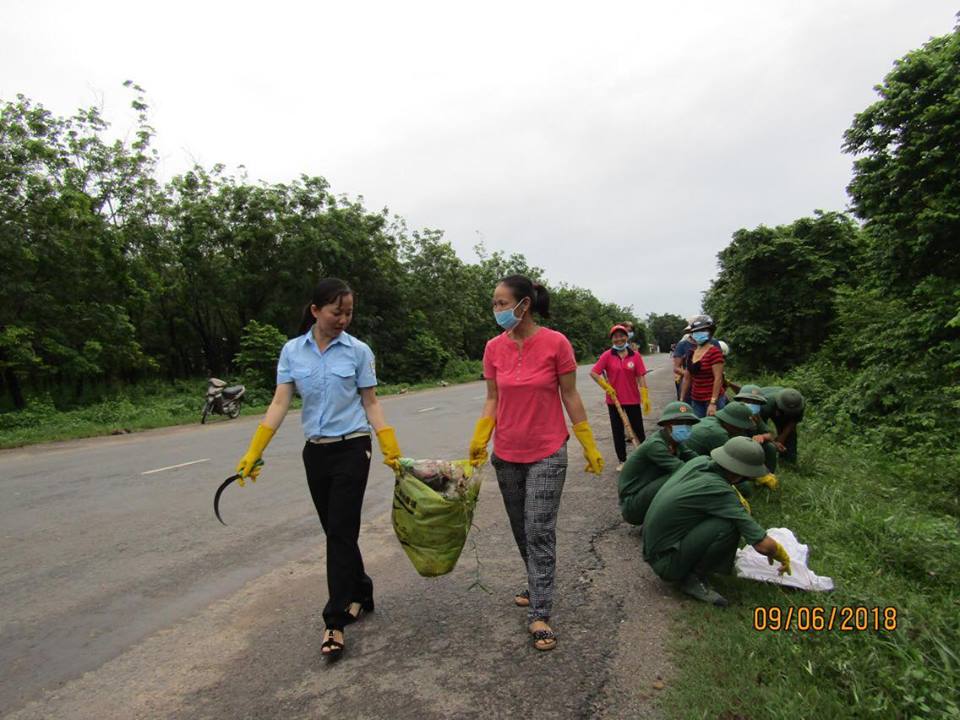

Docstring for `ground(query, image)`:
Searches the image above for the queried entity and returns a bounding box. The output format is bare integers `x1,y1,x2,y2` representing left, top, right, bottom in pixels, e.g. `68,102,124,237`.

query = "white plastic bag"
734,527,834,592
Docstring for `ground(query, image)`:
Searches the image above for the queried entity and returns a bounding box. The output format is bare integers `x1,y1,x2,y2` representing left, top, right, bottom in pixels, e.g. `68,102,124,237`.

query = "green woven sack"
391,459,481,577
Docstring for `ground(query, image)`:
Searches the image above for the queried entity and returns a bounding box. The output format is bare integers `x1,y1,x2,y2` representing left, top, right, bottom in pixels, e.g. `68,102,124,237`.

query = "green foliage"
233,320,288,389
546,284,645,360
388,327,452,383
844,25,960,291
646,312,688,352
1,87,629,416
703,211,861,373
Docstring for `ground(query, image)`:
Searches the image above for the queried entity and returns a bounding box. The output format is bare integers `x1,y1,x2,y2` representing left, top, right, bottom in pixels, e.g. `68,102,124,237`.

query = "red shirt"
483,327,578,463
591,349,647,405
687,345,724,401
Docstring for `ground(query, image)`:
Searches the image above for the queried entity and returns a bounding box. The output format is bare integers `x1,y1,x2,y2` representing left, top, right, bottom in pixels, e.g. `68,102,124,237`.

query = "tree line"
703,21,960,453
0,83,646,411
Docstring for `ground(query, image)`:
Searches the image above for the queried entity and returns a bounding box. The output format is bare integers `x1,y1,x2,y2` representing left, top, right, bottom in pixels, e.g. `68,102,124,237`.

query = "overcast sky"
2,1,956,317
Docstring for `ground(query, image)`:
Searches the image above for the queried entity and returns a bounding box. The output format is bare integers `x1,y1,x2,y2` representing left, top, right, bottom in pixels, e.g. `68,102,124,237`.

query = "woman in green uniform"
618,401,700,526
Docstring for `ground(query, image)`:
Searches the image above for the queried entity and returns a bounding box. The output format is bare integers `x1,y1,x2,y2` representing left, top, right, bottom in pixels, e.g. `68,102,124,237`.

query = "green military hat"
715,401,755,430
777,388,805,413
711,436,768,478
657,401,700,425
733,385,765,404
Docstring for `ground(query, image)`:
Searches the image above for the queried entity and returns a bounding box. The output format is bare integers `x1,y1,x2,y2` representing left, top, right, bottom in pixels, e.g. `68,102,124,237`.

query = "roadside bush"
233,320,288,390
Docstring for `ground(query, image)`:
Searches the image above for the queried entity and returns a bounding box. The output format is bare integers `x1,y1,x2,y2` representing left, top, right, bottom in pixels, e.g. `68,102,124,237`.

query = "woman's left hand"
706,402,718,416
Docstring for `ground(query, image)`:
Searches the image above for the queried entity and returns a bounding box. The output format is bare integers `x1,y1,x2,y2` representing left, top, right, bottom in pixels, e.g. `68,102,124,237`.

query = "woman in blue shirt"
234,278,402,660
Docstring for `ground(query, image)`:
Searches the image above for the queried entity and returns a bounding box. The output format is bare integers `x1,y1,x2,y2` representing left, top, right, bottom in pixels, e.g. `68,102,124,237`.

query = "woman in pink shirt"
467,275,604,652
591,324,652,471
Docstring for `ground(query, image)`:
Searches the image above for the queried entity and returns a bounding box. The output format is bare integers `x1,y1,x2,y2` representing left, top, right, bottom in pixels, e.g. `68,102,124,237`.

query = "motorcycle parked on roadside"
201,378,246,424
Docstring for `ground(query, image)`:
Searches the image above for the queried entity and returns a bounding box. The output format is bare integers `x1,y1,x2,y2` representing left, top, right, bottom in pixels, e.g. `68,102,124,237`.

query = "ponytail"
298,304,315,334
531,282,550,319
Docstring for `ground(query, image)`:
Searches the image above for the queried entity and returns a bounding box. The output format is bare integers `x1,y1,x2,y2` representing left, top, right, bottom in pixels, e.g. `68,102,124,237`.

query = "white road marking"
416,406,438,413
141,459,210,475
471,395,486,400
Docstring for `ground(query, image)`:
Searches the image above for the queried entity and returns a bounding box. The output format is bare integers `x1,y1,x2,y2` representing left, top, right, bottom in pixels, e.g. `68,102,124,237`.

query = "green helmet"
777,388,805,414
733,386,766,404
715,402,755,430
711,436,768,478
657,401,700,425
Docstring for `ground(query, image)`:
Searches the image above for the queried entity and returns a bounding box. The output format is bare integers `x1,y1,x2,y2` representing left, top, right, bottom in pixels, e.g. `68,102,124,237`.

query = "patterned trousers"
492,444,568,621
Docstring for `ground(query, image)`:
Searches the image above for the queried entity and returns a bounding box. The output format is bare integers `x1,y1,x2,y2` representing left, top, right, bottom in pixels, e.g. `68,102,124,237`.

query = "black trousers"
302,436,374,630
607,403,646,462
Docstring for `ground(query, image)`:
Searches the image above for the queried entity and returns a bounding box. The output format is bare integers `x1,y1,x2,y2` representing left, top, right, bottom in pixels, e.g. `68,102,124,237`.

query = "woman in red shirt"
467,275,604,652
679,315,727,418
590,324,652,471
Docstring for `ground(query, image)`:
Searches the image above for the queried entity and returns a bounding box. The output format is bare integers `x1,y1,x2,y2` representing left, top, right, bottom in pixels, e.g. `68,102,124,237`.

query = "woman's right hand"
597,377,618,401
468,417,496,466
236,424,276,486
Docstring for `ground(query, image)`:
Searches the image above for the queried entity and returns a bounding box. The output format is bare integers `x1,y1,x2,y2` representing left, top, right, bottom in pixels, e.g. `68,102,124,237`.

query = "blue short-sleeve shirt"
276,330,378,439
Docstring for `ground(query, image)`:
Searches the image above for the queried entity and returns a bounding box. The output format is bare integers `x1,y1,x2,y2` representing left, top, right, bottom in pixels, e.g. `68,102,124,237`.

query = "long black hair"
299,278,353,333
498,274,550,319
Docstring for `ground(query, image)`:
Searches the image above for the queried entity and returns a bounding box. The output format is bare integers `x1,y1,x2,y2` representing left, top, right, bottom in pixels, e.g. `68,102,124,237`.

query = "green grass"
662,431,960,719
0,360,484,449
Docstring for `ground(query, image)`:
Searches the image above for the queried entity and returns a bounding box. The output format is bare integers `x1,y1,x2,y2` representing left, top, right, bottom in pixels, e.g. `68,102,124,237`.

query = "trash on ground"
734,527,834,592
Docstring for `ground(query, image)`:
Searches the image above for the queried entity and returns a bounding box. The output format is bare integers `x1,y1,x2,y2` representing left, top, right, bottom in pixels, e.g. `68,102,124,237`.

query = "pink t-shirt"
591,349,647,405
483,327,578,463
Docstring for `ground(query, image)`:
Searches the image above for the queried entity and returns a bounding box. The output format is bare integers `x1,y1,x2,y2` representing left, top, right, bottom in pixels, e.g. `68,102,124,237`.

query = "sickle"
213,473,241,525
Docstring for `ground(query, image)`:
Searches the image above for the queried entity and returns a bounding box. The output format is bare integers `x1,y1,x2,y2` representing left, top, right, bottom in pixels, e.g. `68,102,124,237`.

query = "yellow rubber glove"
468,417,495,467
572,421,604,475
376,426,402,471
235,423,276,487
756,473,779,491
596,377,618,401
733,485,752,514
641,386,651,415
768,541,792,575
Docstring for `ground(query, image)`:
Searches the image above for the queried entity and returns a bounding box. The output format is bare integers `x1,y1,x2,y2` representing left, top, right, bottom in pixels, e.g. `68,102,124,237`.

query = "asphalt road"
1,353,680,720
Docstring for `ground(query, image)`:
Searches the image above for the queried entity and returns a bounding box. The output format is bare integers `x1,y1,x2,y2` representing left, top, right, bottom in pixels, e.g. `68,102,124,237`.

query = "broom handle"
603,370,640,448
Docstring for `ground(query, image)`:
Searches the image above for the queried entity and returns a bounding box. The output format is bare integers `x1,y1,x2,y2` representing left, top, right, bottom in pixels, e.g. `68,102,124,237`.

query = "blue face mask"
746,403,762,415
670,424,693,443
692,331,710,344
494,300,524,330
612,342,627,351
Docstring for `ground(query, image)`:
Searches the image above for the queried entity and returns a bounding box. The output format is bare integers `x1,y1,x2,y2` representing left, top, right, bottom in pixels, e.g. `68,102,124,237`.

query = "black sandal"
514,589,530,607
321,629,344,660
531,629,557,651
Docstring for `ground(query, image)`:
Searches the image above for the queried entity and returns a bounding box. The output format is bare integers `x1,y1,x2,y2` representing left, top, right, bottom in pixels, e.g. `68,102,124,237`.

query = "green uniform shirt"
643,456,767,563
618,429,697,505
685,416,740,456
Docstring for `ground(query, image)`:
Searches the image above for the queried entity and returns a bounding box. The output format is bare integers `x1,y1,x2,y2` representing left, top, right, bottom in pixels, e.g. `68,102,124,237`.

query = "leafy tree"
646,313,688,352
0,90,157,408
843,24,960,290
0,84,654,412
233,320,288,389
703,212,861,373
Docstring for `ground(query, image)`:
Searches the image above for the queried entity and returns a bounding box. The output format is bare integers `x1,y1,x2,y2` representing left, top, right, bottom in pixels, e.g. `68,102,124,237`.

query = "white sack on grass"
735,527,835,592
